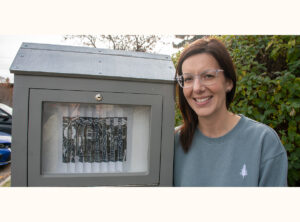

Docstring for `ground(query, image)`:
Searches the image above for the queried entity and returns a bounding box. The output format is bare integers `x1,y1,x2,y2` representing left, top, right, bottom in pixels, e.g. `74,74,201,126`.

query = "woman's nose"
192,78,206,92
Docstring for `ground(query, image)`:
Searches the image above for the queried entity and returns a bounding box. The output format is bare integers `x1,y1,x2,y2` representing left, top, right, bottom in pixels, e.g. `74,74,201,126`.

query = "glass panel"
42,102,150,174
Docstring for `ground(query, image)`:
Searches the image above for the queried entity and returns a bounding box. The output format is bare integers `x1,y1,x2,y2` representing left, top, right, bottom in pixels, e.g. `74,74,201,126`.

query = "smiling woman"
173,37,288,187
181,53,233,123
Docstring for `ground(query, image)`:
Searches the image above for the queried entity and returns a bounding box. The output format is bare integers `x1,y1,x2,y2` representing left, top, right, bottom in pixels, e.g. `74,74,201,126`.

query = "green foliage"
172,50,185,127
171,50,181,71
173,35,300,186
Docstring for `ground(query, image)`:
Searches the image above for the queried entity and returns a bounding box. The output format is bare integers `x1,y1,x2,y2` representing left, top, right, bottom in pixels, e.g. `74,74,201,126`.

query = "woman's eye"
184,76,193,82
203,74,215,79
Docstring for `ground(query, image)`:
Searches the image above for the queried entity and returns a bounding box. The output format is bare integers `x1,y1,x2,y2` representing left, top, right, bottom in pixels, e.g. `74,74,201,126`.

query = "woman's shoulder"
241,115,279,137
240,114,286,160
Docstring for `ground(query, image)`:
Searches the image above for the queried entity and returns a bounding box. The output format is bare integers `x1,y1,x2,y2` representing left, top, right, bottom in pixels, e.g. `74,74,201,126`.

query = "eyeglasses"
176,69,223,88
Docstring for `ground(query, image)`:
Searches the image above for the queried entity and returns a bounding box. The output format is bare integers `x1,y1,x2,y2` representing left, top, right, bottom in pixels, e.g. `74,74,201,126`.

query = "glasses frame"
176,69,224,88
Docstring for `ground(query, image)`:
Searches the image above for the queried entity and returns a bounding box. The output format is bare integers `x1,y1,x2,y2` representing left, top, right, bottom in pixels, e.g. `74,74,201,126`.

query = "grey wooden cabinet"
10,43,175,187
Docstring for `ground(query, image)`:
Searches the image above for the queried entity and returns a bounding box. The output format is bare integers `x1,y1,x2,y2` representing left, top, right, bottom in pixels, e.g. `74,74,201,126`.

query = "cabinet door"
28,89,162,186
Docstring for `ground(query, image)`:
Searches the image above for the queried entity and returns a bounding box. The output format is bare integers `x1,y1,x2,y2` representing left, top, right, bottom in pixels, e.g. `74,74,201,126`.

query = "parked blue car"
0,131,11,166
0,103,12,135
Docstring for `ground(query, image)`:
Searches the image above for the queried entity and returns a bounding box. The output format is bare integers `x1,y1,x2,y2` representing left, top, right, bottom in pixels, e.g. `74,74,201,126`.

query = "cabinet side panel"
11,76,30,186
159,84,175,186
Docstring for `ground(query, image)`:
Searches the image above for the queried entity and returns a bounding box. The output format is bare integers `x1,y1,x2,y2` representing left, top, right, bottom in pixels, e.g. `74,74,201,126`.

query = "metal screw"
95,93,103,101
24,44,28,47
98,50,102,53
20,54,24,57
99,72,102,74
98,60,102,63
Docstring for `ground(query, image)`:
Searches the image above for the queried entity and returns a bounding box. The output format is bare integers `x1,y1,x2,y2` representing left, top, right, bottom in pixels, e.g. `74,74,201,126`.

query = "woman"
173,37,288,186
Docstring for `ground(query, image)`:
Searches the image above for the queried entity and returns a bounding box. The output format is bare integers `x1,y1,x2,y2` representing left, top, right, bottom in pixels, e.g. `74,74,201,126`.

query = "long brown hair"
176,38,237,152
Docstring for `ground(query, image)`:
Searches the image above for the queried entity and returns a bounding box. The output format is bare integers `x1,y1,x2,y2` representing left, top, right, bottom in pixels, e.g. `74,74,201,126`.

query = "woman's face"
181,53,233,120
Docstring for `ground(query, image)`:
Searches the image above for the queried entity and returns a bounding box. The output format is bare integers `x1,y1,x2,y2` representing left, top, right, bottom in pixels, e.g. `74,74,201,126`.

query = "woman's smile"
193,96,213,106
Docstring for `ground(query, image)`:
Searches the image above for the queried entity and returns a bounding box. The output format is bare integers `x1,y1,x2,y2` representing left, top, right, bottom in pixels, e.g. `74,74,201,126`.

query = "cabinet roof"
10,42,175,83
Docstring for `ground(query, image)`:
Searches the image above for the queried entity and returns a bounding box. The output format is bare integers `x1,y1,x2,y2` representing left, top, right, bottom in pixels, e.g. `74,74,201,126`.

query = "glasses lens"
201,70,217,85
178,70,220,88
182,74,194,88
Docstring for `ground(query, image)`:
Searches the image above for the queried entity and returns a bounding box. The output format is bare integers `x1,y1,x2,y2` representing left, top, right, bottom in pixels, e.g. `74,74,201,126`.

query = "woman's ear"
226,79,233,92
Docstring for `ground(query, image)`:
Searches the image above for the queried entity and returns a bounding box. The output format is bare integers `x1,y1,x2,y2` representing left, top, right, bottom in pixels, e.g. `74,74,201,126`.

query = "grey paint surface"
159,85,175,186
11,78,29,186
10,43,175,187
10,42,175,82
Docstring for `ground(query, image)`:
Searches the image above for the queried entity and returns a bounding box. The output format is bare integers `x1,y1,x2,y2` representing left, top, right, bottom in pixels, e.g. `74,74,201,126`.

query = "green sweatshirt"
174,115,288,187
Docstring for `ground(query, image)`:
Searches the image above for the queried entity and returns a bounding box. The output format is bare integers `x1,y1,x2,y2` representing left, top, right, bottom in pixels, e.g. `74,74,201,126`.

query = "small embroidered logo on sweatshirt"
240,164,248,179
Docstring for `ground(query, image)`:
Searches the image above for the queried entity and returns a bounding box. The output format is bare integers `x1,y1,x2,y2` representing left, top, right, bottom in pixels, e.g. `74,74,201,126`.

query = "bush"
173,35,300,186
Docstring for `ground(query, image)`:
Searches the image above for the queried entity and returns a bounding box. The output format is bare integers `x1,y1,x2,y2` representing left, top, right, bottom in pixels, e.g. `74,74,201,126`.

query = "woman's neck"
198,110,240,138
